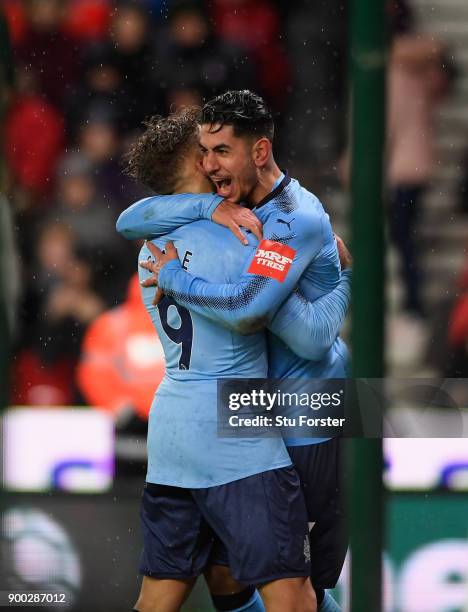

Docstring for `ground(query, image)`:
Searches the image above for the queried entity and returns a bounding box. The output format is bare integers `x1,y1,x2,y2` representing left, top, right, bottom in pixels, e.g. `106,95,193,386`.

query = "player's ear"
252,137,271,168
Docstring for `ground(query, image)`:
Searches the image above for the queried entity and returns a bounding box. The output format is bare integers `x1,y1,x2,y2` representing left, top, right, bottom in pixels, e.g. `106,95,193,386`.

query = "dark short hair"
201,90,274,141
123,107,200,194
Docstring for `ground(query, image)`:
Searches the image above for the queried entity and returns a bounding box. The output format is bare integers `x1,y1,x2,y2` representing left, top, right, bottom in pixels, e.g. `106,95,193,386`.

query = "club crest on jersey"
248,239,296,282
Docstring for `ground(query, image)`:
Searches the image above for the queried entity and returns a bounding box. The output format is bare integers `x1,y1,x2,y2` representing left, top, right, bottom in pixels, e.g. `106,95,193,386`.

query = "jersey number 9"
158,296,193,370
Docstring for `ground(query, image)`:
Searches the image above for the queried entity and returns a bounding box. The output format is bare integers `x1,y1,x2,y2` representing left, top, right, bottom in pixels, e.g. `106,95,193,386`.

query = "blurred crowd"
1,0,348,427
1,0,467,428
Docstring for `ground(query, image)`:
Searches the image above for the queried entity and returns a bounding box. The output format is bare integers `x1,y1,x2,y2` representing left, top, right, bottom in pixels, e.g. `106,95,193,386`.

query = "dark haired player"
118,93,349,612
118,107,351,612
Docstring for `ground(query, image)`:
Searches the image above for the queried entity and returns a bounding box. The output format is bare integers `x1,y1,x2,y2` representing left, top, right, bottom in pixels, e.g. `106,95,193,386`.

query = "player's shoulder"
172,219,243,252
139,220,243,267
291,178,327,216
267,176,325,221
262,179,326,240
139,220,210,251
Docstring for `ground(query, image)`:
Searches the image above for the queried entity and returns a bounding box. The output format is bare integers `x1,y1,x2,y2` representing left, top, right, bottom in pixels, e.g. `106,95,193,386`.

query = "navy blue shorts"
288,439,348,590
139,466,310,585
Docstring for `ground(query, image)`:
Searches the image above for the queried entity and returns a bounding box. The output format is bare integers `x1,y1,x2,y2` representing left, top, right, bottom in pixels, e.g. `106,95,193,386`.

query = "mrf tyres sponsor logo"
248,239,296,282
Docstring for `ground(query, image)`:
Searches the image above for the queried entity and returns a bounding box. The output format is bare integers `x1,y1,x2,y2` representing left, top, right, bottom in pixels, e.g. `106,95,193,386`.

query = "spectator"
3,0,29,46
155,1,254,111
52,152,119,254
209,0,291,112
11,222,105,405
387,7,450,317
77,274,166,431
109,1,161,131
62,0,112,42
15,0,83,110
340,1,452,318
50,151,136,305
63,41,131,142
77,112,144,211
5,64,65,204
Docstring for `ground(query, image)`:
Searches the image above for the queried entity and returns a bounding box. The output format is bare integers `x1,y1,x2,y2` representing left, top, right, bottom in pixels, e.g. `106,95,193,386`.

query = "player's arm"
141,245,351,360
116,195,262,244
157,210,325,333
269,269,352,360
116,193,221,239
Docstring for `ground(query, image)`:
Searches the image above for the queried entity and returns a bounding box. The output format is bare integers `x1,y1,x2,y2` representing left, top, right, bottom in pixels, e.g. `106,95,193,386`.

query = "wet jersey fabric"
118,188,351,368
119,175,350,450
117,192,222,240
139,222,291,488
156,176,341,334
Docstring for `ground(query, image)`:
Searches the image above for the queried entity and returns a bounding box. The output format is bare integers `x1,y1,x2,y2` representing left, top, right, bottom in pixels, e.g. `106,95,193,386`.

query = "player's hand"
335,234,353,270
139,241,177,305
212,200,263,245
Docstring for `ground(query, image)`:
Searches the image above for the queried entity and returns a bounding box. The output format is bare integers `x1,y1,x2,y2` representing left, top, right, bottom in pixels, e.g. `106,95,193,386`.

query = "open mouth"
211,177,232,197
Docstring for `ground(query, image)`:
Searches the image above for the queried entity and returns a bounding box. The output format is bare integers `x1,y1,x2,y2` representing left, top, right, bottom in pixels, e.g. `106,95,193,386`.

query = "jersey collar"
253,172,290,210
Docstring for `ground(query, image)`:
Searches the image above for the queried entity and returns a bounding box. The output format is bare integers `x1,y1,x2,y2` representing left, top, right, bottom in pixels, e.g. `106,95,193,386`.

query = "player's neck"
173,155,212,194
173,175,211,195
248,161,282,206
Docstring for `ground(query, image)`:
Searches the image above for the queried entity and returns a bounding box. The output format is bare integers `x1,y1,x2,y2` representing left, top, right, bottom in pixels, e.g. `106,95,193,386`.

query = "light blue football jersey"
118,174,351,450
139,221,292,488
151,175,350,444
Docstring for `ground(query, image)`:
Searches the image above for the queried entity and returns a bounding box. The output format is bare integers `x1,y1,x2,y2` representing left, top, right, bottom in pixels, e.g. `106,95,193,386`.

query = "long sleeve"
116,193,222,239
269,270,352,360
157,208,327,333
